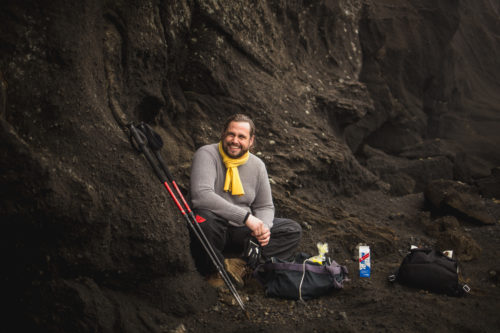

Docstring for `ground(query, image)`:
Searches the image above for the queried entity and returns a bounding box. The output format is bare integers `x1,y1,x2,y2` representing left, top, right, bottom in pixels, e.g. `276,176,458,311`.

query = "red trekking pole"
128,122,246,311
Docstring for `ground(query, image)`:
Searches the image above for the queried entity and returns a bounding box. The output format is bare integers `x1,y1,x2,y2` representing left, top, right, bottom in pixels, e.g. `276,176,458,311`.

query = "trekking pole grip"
137,123,176,182
128,123,166,183
128,123,147,152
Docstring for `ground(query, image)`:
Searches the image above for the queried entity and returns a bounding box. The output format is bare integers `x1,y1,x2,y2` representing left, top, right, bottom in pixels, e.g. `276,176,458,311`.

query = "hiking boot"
205,272,225,289
224,258,247,288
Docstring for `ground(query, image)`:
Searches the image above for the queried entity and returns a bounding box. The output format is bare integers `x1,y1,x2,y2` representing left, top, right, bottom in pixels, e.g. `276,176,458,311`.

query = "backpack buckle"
462,284,471,293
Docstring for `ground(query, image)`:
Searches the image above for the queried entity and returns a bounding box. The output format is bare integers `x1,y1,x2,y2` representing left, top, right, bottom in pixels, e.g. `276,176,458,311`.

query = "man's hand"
245,215,271,246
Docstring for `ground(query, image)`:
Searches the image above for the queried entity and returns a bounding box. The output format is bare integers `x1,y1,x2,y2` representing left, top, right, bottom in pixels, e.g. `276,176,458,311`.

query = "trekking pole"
135,123,247,311
128,123,246,312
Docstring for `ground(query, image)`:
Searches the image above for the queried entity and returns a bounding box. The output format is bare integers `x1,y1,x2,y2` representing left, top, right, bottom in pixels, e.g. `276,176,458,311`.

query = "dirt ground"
176,191,500,333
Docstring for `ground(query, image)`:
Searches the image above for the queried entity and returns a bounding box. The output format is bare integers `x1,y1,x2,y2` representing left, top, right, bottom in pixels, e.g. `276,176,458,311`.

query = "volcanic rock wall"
355,0,500,194
1,0,499,331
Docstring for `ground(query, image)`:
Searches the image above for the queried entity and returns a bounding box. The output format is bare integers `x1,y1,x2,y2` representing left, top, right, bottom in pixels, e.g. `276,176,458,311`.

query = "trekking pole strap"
138,122,163,151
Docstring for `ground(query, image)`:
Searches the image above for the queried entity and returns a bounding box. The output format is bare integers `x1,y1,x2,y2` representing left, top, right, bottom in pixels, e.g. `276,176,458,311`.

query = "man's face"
222,121,254,158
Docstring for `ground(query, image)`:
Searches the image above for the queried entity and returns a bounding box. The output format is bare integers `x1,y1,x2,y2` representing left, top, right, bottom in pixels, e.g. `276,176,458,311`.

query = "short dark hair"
220,114,256,139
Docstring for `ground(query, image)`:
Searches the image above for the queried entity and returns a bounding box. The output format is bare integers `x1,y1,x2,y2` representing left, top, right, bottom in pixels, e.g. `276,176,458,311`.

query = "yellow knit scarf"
218,141,249,196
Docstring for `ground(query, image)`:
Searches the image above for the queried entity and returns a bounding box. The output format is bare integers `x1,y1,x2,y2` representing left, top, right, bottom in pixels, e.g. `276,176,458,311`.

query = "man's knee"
273,218,302,234
192,209,229,242
289,219,302,235
193,209,220,228
193,209,218,222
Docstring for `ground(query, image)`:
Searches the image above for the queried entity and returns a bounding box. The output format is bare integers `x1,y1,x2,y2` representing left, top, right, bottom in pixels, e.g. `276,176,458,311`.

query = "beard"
222,141,249,158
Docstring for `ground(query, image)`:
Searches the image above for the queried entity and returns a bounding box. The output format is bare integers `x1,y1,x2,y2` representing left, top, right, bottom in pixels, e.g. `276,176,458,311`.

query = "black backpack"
254,252,348,301
389,248,470,297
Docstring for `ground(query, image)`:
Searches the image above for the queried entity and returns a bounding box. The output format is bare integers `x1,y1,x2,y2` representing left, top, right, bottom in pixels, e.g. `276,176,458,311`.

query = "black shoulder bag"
389,248,470,297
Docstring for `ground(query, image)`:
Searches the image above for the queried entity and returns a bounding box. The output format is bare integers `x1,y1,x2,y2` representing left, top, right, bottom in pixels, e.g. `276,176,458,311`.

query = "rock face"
1,0,499,331
425,179,496,225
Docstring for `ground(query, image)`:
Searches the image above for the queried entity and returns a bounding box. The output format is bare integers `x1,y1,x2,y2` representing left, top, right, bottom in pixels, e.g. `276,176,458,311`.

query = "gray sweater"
190,143,275,228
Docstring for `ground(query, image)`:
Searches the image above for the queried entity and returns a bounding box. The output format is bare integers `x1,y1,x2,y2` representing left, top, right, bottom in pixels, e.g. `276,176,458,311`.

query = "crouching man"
189,114,302,287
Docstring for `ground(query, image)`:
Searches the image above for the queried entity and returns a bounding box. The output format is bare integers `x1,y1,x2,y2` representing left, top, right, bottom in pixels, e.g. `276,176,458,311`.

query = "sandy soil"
178,191,500,333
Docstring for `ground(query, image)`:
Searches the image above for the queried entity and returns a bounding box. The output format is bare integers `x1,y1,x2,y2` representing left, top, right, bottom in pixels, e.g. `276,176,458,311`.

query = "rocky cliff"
1,0,499,332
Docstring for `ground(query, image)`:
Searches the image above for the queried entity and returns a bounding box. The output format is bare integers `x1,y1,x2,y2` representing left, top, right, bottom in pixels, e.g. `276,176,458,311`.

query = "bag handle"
261,261,337,274
298,259,308,302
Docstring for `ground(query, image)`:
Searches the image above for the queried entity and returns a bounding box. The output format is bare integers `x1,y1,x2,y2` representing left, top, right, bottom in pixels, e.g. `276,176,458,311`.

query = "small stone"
169,324,186,333
338,311,348,320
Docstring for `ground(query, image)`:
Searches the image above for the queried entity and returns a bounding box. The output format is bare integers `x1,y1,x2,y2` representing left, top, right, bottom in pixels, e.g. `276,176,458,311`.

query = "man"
190,114,302,287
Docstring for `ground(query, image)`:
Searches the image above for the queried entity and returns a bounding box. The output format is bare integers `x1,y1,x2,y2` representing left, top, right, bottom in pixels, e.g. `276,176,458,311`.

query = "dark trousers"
190,209,302,275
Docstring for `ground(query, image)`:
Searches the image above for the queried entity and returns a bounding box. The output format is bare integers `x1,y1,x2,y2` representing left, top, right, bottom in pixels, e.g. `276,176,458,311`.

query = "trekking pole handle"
128,123,147,152
136,123,175,182
128,123,166,183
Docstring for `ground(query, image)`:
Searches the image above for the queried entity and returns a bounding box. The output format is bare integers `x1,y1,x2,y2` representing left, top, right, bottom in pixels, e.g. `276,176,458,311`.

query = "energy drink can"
359,245,371,277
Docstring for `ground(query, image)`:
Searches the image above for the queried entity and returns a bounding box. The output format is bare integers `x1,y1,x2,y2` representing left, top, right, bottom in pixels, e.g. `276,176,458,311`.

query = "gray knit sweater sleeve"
190,143,275,228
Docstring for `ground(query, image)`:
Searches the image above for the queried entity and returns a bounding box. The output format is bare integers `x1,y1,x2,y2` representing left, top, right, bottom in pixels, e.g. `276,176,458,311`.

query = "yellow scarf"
218,141,249,196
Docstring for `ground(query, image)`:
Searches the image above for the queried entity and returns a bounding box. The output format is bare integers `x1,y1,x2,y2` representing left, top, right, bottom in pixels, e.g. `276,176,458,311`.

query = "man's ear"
249,135,255,149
